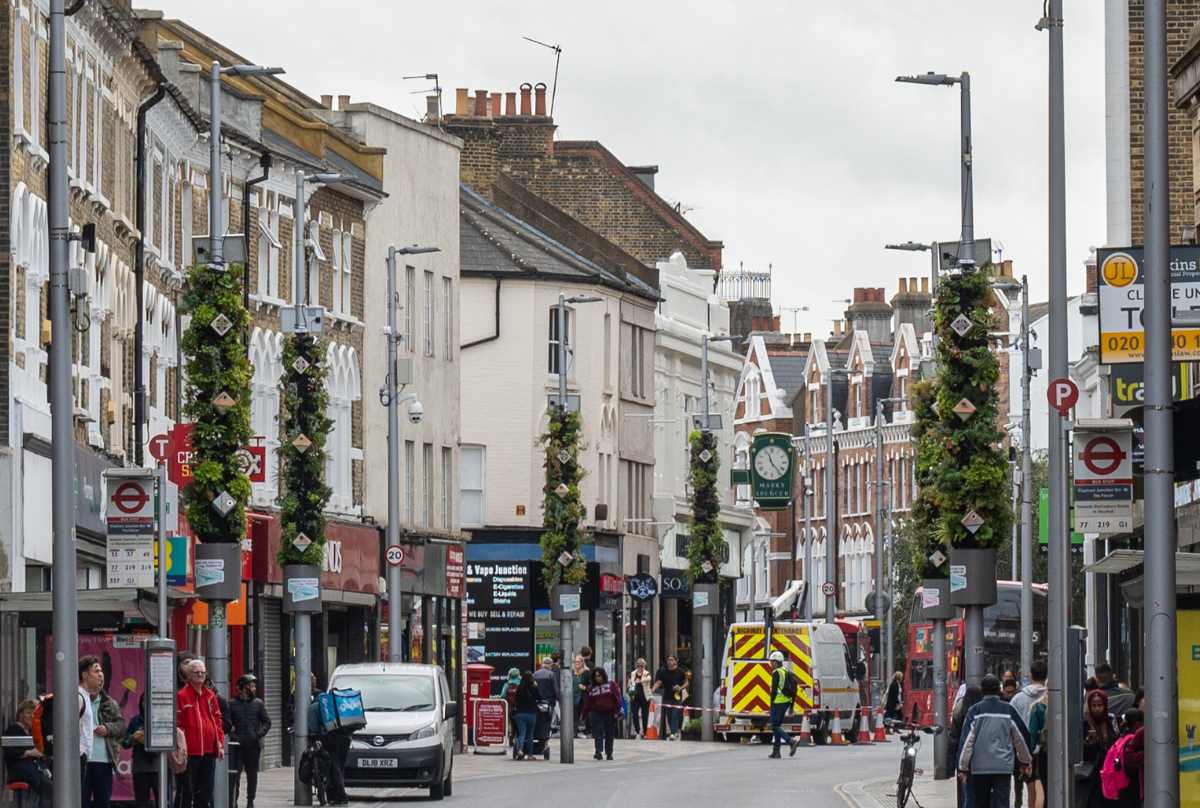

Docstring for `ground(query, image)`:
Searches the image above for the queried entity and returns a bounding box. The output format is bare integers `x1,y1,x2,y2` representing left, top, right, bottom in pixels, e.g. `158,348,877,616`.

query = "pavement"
247,735,922,807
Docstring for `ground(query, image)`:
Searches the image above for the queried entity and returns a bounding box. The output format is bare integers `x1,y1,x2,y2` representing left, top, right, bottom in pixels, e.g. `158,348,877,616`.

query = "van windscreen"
330,675,436,712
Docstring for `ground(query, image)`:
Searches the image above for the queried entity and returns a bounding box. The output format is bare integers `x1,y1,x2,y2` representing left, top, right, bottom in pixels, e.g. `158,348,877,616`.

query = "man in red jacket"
177,658,225,808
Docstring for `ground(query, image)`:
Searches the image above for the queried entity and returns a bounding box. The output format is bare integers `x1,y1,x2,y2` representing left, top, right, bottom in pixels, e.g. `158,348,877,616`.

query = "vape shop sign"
1072,420,1134,534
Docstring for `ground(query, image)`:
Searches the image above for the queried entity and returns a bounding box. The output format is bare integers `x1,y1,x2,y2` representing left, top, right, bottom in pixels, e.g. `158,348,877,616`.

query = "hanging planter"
179,262,252,555
277,334,332,570
686,429,723,584
540,408,588,591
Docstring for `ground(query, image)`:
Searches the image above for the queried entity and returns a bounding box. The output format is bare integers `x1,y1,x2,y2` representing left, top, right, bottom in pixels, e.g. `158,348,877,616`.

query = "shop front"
251,511,382,766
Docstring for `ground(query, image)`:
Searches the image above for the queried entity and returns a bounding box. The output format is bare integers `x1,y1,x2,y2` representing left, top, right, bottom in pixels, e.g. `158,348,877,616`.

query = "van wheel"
430,778,446,801
444,768,453,797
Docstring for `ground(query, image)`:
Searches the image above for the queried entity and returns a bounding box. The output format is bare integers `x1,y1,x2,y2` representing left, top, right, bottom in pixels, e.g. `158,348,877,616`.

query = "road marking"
834,778,888,808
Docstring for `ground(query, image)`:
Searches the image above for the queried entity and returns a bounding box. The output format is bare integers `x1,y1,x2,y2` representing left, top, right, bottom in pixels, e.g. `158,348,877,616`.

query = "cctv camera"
408,400,424,424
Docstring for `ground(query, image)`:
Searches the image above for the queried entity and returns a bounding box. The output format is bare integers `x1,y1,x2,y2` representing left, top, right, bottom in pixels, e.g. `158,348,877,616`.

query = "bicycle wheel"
896,756,915,808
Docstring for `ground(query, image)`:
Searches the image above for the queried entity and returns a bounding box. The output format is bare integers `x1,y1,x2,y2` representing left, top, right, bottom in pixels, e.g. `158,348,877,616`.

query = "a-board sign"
473,698,508,752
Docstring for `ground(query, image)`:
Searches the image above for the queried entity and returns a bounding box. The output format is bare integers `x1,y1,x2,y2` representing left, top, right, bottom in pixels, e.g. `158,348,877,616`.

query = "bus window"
909,659,933,691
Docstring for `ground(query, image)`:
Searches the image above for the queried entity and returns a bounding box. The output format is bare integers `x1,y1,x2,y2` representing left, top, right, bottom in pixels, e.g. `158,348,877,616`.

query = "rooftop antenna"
522,36,562,116
992,240,1005,263
402,73,442,129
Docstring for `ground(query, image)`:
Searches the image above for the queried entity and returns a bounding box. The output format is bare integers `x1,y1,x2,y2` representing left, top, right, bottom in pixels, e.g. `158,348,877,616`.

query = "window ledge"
250,294,289,311
327,309,363,329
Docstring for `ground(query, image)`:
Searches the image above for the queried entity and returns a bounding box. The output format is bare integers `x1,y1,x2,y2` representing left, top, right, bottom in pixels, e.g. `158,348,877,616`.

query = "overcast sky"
151,1,1107,333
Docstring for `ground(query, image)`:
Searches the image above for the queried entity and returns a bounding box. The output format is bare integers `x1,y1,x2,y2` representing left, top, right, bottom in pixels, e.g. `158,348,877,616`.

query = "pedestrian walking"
653,655,688,740
176,659,224,808
1079,688,1120,808
957,675,1032,808
511,671,541,761
4,699,51,805
767,651,799,759
572,656,591,737
1027,689,1049,808
1094,663,1135,725
950,683,983,808
124,695,161,808
1002,677,1019,702
581,668,622,761
1010,659,1048,808
1115,708,1145,807
627,658,653,738
500,667,521,750
81,654,124,808
884,671,904,724
532,657,559,759
228,674,271,808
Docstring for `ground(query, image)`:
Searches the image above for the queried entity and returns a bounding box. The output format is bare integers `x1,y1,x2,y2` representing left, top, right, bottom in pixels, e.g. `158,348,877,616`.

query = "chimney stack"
520,83,533,115
891,275,934,335
505,91,517,116
337,94,351,111
455,88,470,116
845,287,893,343
534,82,547,115
425,95,440,122
320,94,333,109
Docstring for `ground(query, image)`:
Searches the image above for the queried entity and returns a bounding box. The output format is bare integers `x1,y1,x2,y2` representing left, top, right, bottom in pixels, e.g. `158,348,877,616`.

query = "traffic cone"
644,702,659,740
873,706,888,743
856,706,872,744
797,710,812,745
830,712,847,746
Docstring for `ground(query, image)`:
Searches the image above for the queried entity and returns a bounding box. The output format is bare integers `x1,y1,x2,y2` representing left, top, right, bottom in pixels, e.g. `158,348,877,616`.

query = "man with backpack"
767,651,799,758
957,674,1033,806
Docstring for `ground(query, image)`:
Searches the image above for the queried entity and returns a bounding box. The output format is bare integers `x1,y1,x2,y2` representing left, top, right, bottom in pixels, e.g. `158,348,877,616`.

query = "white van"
715,621,863,743
327,662,458,800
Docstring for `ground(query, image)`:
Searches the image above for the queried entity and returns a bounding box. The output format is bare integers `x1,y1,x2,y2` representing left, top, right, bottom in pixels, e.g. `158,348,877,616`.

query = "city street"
251,739,953,807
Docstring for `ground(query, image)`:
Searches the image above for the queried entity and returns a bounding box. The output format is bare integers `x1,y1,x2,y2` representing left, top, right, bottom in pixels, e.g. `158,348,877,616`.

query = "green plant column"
910,378,947,577
180,263,253,544
923,267,1012,553
277,334,333,567
686,429,723,584
540,408,587,590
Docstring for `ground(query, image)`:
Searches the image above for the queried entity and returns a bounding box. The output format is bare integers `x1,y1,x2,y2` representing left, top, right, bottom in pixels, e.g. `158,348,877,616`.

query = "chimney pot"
490,92,502,117
337,94,350,110
804,332,812,342
425,95,440,122
474,90,488,117
505,91,517,116
320,94,333,109
898,278,908,294
534,82,547,116
920,277,929,293
853,288,867,304
455,88,470,116
520,83,533,115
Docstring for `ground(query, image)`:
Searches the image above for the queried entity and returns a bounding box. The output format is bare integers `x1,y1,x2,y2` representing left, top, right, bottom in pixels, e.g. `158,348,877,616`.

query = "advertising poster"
465,561,532,688
1180,609,1200,804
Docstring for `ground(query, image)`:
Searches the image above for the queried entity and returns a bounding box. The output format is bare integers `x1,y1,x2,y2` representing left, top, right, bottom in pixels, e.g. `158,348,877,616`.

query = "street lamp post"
384,245,439,663
823,370,843,623
801,426,814,622
896,69,983,693
884,241,942,355
205,58,281,808
698,333,736,743
554,291,601,765
1019,276,1035,686
873,397,905,687
288,170,344,806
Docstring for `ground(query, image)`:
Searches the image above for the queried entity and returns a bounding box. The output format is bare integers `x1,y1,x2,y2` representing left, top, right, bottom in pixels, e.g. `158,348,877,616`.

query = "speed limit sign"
821,581,835,597
385,545,405,567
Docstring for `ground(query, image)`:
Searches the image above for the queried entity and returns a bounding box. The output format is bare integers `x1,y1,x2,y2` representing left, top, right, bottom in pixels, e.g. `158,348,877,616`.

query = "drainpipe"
460,276,502,349
134,83,167,466
242,152,272,333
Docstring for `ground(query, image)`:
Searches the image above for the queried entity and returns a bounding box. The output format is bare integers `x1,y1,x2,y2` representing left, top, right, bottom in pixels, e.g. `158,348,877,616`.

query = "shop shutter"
260,597,284,769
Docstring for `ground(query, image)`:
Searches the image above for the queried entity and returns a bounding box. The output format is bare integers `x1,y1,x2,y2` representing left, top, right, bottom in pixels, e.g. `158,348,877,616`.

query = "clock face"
754,445,790,481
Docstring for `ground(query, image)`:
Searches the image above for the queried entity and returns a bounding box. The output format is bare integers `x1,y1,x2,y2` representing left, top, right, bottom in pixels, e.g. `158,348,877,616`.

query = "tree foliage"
686,429,723,583
180,263,252,544
540,408,588,590
276,334,332,567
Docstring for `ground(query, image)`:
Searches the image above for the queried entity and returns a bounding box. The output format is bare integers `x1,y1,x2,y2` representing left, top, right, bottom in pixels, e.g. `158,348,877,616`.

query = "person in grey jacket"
957,675,1033,808
531,657,560,759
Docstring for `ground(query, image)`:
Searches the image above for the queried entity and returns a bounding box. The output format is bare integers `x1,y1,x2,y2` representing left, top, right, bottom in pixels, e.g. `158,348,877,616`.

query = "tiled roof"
770,354,809,399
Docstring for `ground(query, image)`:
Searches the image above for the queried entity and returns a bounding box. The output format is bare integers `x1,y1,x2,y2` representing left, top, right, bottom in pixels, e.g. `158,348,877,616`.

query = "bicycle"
886,719,943,808
298,737,335,806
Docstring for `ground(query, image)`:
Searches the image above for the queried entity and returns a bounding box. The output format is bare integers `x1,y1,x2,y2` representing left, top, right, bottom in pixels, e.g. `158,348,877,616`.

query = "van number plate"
358,758,398,768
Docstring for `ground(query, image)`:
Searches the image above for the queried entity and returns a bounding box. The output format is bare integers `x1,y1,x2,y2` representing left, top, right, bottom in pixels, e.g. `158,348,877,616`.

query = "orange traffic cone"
873,707,888,743
644,702,659,740
797,710,812,745
856,706,872,744
830,712,847,746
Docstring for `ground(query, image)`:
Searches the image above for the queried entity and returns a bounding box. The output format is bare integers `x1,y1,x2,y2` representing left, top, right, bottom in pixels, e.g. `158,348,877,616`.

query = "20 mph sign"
1072,422,1134,534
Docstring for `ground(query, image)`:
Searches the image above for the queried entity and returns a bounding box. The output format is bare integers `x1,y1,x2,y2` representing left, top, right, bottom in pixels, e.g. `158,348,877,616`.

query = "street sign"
821,581,835,597
1047,377,1079,416
166,424,267,486
148,432,172,463
107,536,155,588
1073,421,1134,534
1038,487,1085,546
1097,246,1200,364
385,545,405,567
105,472,156,536
1110,361,1195,415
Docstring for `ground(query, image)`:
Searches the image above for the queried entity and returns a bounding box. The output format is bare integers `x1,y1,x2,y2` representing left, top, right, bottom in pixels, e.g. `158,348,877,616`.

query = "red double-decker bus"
903,580,1048,724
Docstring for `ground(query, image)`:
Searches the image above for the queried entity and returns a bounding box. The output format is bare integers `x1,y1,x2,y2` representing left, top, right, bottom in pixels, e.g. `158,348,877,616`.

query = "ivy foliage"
540,408,588,590
686,429,723,583
180,263,252,544
911,266,1012,563
276,334,333,567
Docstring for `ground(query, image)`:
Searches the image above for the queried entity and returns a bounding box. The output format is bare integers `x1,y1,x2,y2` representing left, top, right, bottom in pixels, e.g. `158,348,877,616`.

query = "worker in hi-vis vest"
768,651,799,758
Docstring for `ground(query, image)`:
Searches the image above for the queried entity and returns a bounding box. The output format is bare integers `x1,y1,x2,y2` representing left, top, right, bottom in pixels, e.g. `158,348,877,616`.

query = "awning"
261,583,376,608
0,586,194,626
1083,549,1200,579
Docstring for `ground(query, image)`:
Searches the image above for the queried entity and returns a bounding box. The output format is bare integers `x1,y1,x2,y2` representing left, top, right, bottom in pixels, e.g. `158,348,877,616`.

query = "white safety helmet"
769,651,785,663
